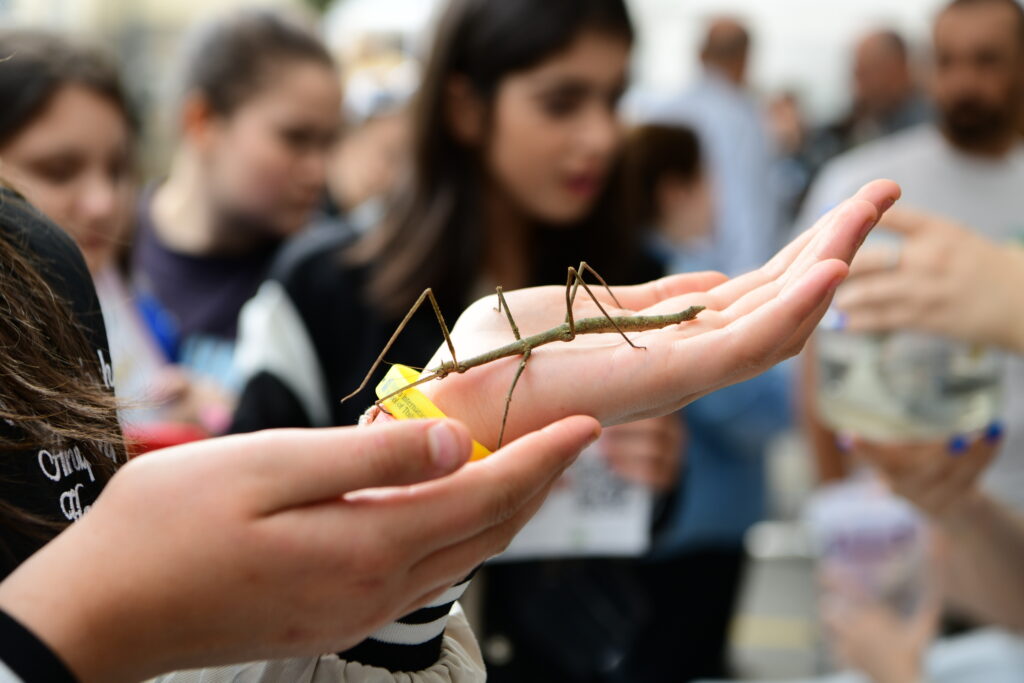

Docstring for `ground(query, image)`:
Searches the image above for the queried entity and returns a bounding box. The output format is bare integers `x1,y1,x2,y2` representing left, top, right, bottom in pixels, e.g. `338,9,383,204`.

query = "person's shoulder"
826,124,936,176
803,125,937,215
1008,138,1024,167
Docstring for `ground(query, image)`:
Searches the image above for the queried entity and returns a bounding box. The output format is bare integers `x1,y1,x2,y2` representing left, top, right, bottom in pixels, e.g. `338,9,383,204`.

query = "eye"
540,90,585,118
30,155,83,185
106,152,132,184
279,126,317,151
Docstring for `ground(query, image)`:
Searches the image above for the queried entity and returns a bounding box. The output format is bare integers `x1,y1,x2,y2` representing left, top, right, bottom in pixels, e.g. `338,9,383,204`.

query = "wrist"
934,488,990,534
0,518,172,683
0,557,137,682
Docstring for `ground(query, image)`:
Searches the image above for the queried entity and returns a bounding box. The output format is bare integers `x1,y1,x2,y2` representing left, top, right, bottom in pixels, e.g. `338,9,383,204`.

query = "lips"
563,172,604,199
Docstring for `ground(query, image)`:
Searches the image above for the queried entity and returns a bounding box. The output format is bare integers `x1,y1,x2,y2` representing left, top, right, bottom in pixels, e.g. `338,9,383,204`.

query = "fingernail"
428,422,462,470
985,421,1005,444
948,434,970,456
836,432,854,453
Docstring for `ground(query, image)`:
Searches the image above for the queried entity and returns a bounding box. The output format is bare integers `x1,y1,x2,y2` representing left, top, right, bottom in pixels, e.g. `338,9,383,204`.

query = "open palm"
420,179,901,449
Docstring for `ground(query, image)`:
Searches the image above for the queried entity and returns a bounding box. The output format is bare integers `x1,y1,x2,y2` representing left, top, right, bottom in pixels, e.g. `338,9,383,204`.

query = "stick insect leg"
495,288,527,447
567,260,625,310
495,287,522,341
375,371,443,406
341,288,459,403
569,267,644,350
498,348,531,448
577,261,624,309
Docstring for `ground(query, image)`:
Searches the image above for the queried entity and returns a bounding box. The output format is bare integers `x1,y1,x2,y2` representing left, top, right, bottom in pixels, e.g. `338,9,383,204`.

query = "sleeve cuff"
0,609,78,683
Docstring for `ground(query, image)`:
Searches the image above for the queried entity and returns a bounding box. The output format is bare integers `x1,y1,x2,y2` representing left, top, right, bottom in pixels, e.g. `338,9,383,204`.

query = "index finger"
602,270,728,311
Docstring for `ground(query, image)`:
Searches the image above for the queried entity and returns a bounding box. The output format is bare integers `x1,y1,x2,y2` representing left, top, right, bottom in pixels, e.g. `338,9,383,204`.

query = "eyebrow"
533,74,628,97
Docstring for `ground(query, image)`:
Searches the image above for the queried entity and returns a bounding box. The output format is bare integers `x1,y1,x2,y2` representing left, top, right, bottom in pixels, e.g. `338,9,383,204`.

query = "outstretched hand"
835,207,1024,354
420,179,901,449
0,416,598,682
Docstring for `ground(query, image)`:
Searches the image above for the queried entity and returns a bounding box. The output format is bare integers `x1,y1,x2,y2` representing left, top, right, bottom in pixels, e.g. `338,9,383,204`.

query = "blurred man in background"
811,29,932,168
799,5,1024,674
801,0,1024,508
636,17,779,277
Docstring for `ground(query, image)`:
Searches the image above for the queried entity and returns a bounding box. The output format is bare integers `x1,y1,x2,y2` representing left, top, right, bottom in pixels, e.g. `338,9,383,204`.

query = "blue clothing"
629,70,780,277
645,236,794,556
651,363,793,556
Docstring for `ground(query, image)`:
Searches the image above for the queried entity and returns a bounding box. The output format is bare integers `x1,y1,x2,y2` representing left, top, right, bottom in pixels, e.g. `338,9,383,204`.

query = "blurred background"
1,0,947,171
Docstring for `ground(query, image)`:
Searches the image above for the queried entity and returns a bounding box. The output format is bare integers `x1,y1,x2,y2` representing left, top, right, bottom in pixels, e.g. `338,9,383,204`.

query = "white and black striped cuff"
338,574,473,672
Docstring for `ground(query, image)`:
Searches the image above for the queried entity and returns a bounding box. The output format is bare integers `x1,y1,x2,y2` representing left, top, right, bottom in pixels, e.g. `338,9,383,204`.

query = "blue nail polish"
985,421,1005,444
835,312,848,332
948,434,970,456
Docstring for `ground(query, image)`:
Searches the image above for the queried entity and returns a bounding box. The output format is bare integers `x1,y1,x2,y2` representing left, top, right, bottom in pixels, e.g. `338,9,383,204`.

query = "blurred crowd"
1,0,1023,681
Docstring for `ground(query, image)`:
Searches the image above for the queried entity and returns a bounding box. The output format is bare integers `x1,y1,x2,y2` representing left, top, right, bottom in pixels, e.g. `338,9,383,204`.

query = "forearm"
939,492,1024,630
1000,247,1024,356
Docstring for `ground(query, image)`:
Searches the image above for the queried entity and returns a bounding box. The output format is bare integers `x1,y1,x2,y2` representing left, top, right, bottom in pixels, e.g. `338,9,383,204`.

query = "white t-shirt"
797,123,1024,510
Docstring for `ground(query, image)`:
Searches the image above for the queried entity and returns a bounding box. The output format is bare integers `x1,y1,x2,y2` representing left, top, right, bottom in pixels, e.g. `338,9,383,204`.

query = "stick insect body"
343,262,704,447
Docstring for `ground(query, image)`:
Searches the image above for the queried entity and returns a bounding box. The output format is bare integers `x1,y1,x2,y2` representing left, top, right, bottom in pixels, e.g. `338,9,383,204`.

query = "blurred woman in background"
0,31,217,446
134,9,342,414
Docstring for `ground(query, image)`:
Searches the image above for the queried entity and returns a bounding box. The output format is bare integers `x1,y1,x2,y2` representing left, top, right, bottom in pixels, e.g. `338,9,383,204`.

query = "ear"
444,75,486,145
179,91,221,151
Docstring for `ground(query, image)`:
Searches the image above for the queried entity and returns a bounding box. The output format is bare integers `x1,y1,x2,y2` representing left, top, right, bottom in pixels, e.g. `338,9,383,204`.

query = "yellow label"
376,364,491,461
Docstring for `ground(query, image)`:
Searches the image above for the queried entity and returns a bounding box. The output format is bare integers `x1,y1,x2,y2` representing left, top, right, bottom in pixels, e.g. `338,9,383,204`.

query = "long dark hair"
0,191,123,563
0,30,136,147
351,0,637,317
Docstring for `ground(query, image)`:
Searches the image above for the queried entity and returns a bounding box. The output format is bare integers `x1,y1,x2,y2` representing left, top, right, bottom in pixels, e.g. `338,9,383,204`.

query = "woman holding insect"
232,0,686,678
231,0,901,678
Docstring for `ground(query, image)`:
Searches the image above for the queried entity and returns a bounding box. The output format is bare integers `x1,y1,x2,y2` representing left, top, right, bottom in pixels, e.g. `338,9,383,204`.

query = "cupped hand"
822,593,936,683
852,426,1002,523
835,207,1024,354
0,415,599,683
600,415,684,492
420,179,901,449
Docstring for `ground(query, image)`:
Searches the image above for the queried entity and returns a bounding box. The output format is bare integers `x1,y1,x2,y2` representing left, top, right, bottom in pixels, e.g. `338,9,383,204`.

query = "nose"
579,104,621,161
78,171,118,224
296,147,329,194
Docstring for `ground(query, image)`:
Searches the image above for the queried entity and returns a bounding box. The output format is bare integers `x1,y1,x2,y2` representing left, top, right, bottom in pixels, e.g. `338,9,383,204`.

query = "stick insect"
342,262,704,448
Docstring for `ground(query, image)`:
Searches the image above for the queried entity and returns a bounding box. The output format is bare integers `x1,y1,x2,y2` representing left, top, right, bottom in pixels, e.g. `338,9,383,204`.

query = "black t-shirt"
0,191,113,580
131,188,282,356
0,190,112,682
